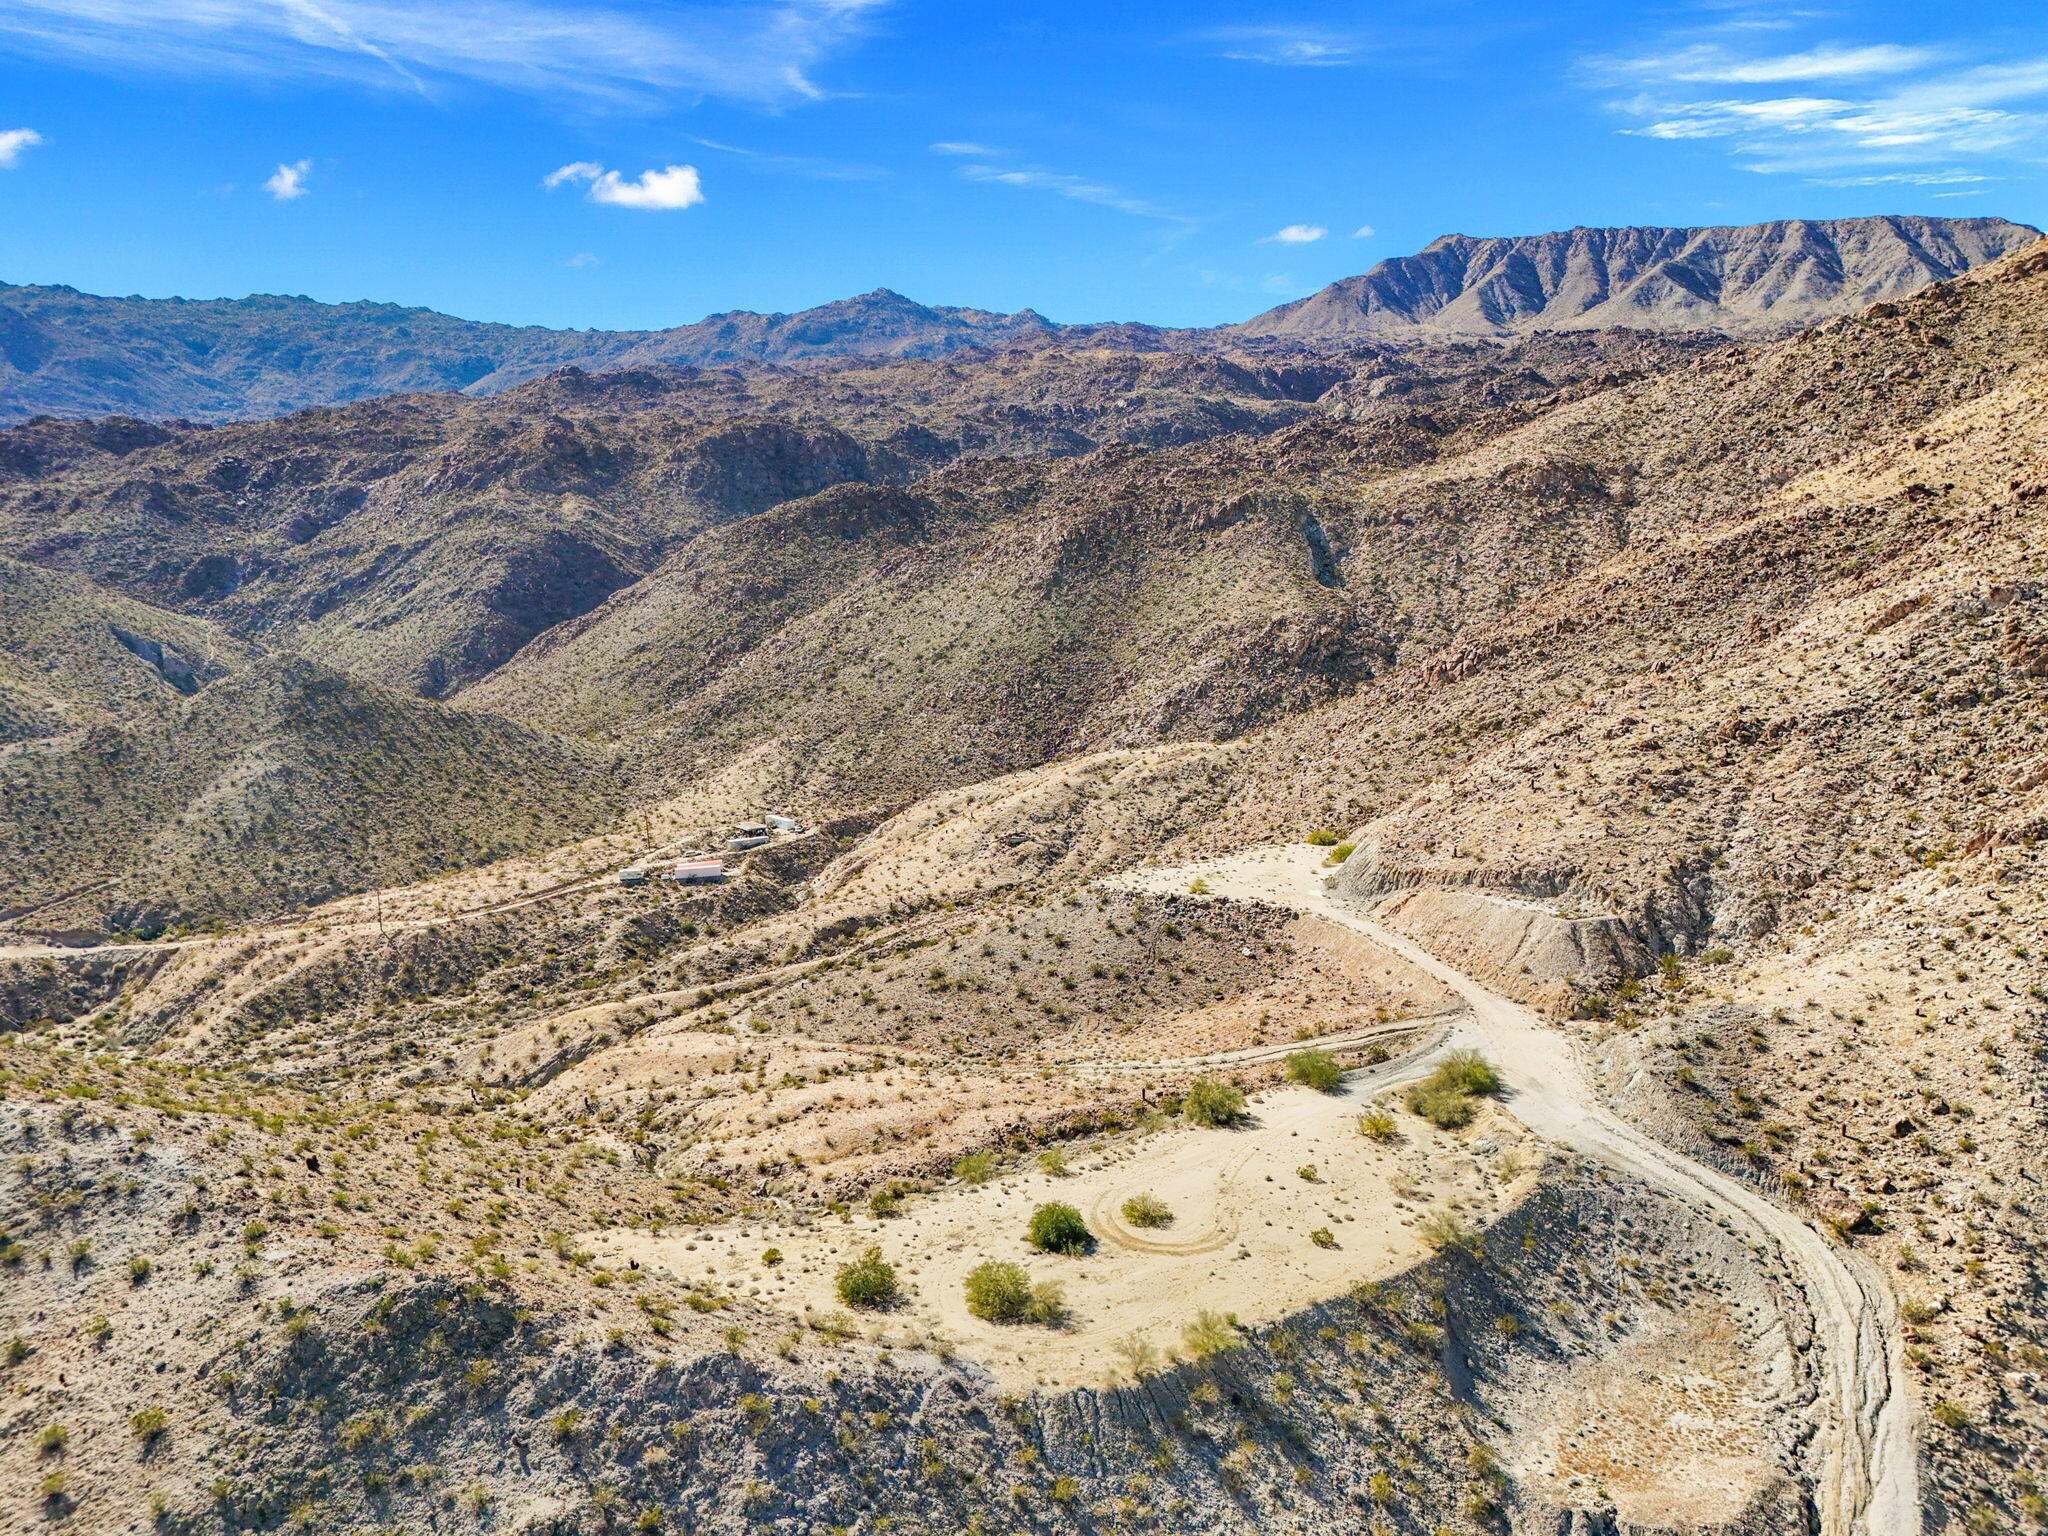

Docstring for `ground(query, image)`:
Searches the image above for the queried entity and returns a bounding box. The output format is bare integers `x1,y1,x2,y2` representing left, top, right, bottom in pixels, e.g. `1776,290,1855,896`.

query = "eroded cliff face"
1235,216,2040,340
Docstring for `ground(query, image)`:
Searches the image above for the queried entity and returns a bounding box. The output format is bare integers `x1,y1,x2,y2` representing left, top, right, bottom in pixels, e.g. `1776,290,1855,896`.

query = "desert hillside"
1,226,2045,1536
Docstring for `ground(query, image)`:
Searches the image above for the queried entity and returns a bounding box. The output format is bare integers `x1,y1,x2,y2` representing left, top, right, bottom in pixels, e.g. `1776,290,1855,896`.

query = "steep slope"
0,653,623,931
0,335,1708,699
0,555,250,743
1236,215,2039,340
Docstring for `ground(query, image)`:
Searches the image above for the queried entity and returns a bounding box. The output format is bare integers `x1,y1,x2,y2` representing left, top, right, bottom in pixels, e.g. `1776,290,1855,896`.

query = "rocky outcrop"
1363,885,1653,1011
1235,216,2040,340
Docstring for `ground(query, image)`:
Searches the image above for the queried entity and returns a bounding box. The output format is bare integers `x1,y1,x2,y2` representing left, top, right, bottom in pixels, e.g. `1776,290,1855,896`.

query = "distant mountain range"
0,214,2035,423
1229,215,2040,340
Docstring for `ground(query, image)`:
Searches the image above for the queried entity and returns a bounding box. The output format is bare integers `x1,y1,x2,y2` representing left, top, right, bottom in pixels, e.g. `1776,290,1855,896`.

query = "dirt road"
1114,845,1920,1536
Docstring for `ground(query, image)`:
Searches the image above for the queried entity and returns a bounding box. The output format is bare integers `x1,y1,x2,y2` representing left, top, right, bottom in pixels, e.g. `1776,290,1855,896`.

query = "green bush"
1357,1110,1397,1142
1180,1309,1238,1358
1406,1050,1500,1128
952,1152,998,1186
1436,1049,1501,1096
1182,1078,1246,1127
835,1247,899,1310
1284,1048,1344,1092
1120,1194,1172,1228
963,1262,1065,1324
1407,1085,1478,1129
1326,843,1355,863
1036,1148,1069,1176
1027,1202,1092,1254
1305,830,1340,847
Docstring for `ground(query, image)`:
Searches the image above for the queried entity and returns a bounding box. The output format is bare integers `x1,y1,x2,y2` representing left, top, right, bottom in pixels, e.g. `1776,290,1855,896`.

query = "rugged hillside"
0,554,250,743
1236,215,2040,340
0,334,1711,700
0,651,624,931
4,227,2048,1536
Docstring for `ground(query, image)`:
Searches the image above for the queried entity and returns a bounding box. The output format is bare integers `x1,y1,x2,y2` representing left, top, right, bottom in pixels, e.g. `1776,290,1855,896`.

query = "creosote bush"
1406,1050,1501,1129
1182,1078,1246,1128
835,1246,899,1310
1121,1194,1173,1229
1357,1110,1397,1142
1027,1202,1092,1255
1284,1048,1344,1092
963,1261,1064,1324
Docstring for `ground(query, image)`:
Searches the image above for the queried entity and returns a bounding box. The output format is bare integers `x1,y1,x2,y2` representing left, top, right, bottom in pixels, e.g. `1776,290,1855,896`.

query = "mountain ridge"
0,213,2033,423
1231,214,2041,340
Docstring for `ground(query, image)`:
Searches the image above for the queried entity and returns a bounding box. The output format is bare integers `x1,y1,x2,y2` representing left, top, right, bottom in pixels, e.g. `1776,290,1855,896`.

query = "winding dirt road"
1113,845,1921,1536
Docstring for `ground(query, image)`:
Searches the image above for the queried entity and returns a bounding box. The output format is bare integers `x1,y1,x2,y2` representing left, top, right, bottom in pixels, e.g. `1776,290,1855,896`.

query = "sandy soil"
592,1072,1538,1389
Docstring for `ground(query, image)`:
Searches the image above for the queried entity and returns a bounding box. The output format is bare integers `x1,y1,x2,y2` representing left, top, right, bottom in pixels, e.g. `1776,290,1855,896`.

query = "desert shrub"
835,1247,899,1310
1188,877,1212,895
1407,1085,1478,1129
867,1183,907,1218
1181,1309,1239,1359
1306,830,1340,847
1285,1048,1343,1092
1406,1050,1500,1127
964,1262,1065,1324
1357,1110,1396,1141
1027,1202,1092,1255
952,1152,998,1186
1326,843,1355,863
1419,1212,1478,1255
130,1405,167,1440
1309,1228,1336,1249
1036,1148,1069,1176
1121,1194,1173,1228
1182,1078,1246,1127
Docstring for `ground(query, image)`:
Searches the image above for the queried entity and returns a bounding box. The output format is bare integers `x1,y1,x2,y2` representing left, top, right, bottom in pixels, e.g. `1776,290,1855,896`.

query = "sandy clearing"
1113,844,1920,1536
590,1068,1537,1390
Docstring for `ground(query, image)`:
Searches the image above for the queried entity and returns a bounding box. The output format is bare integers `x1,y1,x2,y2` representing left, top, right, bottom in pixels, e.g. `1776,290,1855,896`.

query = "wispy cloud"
545,161,705,209
955,159,1181,221
1259,223,1326,243
265,158,311,199
1201,24,1367,67
0,0,884,109
0,125,38,166
565,251,601,266
1587,30,2048,176
1612,42,1944,84
689,135,884,181
929,140,995,156
1351,223,1375,238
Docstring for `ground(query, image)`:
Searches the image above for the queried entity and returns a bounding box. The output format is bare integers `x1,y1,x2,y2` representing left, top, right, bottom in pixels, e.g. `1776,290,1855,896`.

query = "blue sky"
0,0,2040,329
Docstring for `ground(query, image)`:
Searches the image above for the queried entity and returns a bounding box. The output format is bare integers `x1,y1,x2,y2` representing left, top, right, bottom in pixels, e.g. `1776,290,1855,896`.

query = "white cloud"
265,158,311,199
1810,169,1994,186
1351,223,1375,239
542,160,603,189
929,140,994,155
0,0,884,109
1203,25,1364,67
1590,32,2048,175
0,125,38,166
1260,223,1326,243
565,251,601,266
544,161,704,210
